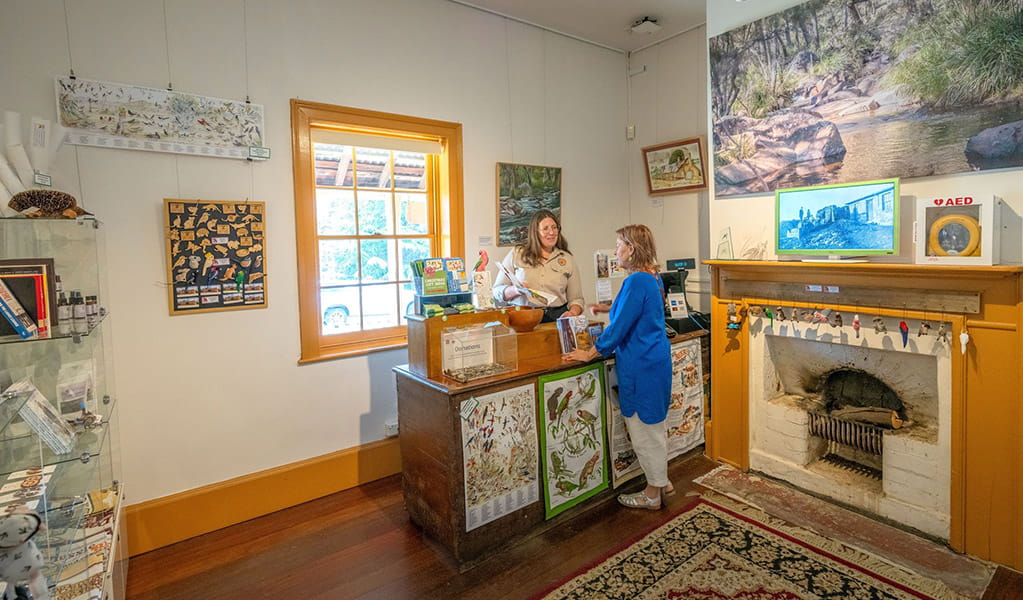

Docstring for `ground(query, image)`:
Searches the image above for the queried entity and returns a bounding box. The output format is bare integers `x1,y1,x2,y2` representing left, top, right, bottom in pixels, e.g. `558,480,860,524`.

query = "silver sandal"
618,491,662,510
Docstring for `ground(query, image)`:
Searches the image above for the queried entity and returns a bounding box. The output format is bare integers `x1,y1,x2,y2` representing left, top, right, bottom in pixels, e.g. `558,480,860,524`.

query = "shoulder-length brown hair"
518,209,571,267
617,224,658,273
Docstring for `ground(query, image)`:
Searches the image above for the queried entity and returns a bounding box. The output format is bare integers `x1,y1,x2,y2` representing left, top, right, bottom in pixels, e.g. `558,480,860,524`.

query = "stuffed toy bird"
472,249,489,272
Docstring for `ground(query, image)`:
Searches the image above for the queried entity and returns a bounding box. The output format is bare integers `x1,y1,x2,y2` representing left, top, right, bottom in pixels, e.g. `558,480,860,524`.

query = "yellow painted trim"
290,100,465,364
125,438,401,555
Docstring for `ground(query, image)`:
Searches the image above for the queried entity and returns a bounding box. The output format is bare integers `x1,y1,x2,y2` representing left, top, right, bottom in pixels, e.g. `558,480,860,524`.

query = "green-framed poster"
538,362,608,519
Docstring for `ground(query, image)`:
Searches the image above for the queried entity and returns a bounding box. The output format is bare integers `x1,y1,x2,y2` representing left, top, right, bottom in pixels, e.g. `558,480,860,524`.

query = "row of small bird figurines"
728,303,971,353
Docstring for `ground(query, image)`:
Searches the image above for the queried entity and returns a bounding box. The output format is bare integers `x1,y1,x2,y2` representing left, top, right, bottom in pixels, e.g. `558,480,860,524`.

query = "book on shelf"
0,278,39,339
0,259,57,338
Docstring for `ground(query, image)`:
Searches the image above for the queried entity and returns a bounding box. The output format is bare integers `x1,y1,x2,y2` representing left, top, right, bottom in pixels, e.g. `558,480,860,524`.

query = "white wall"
626,26,712,311
705,0,1023,263
0,0,628,504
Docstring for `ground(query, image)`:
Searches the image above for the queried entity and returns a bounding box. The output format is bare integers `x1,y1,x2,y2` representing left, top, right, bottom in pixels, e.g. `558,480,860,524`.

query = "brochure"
495,262,557,307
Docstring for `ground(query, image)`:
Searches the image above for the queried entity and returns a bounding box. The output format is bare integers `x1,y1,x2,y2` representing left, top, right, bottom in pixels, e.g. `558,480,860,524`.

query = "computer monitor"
776,178,899,259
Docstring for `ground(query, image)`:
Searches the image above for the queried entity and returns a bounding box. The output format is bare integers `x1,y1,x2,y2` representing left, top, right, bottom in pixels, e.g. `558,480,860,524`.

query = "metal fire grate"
819,452,882,480
808,412,884,455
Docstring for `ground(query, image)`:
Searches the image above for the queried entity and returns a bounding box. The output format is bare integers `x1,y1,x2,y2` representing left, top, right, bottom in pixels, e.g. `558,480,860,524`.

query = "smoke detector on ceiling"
629,16,662,35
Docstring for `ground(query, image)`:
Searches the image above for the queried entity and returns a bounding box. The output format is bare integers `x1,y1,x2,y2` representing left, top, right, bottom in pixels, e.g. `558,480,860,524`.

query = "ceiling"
447,0,707,53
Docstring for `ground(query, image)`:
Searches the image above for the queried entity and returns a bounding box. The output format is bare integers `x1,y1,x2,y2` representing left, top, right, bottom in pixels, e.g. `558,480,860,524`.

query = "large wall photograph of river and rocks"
710,0,1023,197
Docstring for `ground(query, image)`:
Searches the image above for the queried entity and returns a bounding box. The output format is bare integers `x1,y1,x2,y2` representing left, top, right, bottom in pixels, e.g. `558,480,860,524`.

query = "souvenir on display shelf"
471,250,493,310
164,199,267,314
411,256,473,316
538,362,608,519
0,258,57,340
915,195,1001,265
440,322,517,383
0,215,127,600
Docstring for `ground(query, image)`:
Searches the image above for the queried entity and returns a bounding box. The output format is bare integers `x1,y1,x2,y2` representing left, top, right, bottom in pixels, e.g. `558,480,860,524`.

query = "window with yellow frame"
291,100,464,362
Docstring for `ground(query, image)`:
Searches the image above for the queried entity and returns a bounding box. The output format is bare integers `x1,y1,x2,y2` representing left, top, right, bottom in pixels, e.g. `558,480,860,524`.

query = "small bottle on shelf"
71,291,88,334
85,295,98,328
56,291,71,336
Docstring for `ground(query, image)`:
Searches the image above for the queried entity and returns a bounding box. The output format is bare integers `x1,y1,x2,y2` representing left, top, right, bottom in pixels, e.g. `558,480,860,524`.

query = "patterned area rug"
535,495,966,600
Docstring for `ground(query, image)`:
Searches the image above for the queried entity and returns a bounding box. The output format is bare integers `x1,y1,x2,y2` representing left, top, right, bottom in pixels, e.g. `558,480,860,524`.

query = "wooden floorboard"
126,451,1023,599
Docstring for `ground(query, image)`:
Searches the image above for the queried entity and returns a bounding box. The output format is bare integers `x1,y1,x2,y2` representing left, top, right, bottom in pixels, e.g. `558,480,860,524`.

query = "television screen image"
776,178,899,257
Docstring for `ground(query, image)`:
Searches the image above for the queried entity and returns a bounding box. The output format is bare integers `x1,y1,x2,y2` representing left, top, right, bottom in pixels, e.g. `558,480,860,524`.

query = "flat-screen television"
776,178,899,258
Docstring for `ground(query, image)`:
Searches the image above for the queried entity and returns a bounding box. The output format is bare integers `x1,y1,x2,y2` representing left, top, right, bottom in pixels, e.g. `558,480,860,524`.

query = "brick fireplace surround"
706,261,1023,572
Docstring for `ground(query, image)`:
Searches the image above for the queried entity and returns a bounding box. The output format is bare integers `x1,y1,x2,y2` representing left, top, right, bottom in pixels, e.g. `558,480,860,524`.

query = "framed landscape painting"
642,137,708,195
496,163,562,246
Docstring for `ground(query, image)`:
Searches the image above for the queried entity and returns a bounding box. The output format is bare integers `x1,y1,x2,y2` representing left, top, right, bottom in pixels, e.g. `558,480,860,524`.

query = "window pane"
313,143,353,186
394,151,426,190
361,283,398,330
354,147,391,189
398,238,431,280
397,192,429,234
319,240,358,286
399,281,416,323
357,190,394,235
360,239,396,283
316,189,356,235
320,286,360,335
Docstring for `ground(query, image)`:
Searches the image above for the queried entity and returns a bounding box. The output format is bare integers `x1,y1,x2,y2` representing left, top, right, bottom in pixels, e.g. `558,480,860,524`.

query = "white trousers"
624,413,669,487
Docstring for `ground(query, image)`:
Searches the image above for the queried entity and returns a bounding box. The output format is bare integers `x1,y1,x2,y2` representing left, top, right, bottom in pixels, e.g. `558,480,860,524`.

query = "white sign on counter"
442,326,494,372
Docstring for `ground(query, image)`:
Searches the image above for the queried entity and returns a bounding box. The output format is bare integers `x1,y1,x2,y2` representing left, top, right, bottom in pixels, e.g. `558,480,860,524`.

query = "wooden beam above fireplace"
723,279,981,313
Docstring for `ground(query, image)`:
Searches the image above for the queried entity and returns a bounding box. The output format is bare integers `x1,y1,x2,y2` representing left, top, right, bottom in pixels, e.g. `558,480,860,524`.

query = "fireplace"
748,314,951,539
705,260,1023,570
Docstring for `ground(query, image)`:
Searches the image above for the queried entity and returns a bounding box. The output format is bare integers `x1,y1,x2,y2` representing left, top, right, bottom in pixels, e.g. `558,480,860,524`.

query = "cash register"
661,258,709,335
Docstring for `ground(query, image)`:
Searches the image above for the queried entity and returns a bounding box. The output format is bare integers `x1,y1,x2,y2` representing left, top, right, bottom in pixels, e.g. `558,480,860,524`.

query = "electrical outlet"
384,420,399,437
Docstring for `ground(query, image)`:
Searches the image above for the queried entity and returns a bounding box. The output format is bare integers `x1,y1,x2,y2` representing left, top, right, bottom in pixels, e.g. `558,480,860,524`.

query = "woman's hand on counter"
563,346,600,363
587,303,610,316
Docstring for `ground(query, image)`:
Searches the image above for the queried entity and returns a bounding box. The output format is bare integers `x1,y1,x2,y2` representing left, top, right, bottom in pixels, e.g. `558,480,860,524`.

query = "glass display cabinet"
0,217,126,600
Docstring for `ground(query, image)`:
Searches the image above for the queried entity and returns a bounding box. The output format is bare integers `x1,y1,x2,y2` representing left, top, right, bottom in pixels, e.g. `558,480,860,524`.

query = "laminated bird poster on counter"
538,363,607,519
460,383,540,532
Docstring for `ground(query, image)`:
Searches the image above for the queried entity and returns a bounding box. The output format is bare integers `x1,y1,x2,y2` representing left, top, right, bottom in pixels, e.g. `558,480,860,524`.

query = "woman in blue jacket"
564,224,672,510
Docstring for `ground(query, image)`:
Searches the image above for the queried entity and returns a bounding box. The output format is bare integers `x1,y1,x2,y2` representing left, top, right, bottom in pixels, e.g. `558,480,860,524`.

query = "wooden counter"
394,325,708,564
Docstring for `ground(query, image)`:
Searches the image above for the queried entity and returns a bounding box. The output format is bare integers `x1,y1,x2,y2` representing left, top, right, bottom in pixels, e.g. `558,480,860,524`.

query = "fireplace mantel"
705,260,1023,571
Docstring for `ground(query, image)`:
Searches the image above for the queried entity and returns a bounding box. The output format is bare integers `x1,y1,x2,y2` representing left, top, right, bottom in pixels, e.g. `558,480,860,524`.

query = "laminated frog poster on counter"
538,363,607,519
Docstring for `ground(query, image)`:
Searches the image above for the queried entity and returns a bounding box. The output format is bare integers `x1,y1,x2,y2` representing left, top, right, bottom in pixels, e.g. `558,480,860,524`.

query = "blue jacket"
595,272,671,424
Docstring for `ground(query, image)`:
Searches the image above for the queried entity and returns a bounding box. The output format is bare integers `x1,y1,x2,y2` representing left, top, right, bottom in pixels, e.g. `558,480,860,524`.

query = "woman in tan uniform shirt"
493,210,585,323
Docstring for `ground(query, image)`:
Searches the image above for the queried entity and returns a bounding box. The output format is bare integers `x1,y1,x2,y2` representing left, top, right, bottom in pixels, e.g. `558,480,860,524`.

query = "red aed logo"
932,197,974,206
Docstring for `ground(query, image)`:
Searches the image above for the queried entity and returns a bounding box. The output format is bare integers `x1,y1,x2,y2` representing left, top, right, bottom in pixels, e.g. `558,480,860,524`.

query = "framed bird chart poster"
538,362,607,519
164,199,266,315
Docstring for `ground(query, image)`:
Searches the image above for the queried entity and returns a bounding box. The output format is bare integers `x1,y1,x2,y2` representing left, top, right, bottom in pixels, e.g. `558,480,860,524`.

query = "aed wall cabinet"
914,195,1001,265
0,217,127,600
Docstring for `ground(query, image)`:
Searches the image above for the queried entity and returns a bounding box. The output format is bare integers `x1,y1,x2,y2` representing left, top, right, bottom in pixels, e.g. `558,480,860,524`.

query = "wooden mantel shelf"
705,260,1023,571
704,259,1023,275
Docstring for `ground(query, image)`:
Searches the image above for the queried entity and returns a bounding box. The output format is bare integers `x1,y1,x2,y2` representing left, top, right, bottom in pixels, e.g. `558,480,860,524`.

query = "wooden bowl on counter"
506,308,543,333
